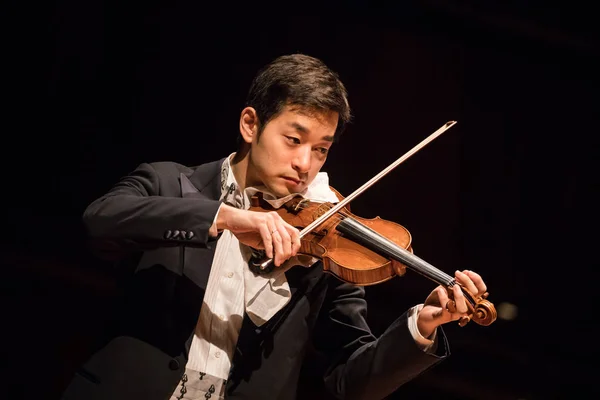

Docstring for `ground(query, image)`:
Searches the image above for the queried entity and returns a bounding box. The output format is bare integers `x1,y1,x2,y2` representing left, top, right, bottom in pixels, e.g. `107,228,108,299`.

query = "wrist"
417,315,436,339
215,203,236,231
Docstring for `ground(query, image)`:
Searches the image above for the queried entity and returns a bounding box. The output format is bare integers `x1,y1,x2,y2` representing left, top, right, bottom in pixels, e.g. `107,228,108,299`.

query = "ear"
239,107,259,144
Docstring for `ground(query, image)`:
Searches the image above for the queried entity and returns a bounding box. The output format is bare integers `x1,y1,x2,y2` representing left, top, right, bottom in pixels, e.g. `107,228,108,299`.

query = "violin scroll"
472,298,497,326
446,287,497,327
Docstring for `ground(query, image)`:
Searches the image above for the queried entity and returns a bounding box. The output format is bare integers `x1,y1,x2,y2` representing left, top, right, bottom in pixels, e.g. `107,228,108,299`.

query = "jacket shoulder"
144,159,225,197
147,160,225,177
146,161,195,177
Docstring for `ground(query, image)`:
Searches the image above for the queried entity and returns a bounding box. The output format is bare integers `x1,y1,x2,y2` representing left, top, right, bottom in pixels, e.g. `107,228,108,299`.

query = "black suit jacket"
60,159,449,400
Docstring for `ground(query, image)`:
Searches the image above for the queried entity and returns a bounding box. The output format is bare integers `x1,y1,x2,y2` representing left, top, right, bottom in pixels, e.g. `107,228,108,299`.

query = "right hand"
215,204,301,266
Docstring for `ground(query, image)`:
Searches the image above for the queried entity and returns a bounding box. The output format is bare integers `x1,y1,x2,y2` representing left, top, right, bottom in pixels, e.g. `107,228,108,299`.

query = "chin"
277,184,306,198
265,179,305,198
272,187,294,198
260,183,288,198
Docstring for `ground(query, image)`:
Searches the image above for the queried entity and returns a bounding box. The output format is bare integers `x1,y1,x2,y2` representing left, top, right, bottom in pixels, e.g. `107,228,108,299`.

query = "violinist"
61,53,490,400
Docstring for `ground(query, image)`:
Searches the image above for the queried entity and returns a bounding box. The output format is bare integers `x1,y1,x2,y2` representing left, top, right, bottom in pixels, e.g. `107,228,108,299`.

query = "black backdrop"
4,2,599,399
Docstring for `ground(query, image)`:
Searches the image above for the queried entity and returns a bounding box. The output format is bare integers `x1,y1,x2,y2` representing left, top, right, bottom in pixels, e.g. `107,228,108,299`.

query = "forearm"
313,279,447,400
84,193,221,247
83,162,222,254
323,311,448,400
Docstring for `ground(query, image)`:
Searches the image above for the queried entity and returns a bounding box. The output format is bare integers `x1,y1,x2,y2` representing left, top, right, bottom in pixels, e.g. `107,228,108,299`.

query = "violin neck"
336,217,454,287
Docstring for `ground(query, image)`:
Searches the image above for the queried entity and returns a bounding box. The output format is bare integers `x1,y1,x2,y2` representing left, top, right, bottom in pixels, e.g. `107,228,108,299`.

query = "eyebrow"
289,122,334,142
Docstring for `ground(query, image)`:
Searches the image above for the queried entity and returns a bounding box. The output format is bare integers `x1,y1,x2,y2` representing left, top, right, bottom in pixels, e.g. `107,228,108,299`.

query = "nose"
292,146,311,174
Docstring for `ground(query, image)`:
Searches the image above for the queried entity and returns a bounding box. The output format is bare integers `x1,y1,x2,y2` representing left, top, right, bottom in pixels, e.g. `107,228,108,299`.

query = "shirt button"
226,272,234,278
215,351,221,358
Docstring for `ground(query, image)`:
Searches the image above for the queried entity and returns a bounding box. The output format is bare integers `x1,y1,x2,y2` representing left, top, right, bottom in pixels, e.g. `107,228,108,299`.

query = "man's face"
247,106,338,198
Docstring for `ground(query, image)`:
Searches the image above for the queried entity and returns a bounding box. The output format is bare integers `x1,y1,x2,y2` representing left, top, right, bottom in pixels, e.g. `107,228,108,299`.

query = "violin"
248,121,497,327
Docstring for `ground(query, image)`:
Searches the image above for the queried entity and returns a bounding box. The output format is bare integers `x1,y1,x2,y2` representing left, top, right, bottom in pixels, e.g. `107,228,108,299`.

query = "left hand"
416,270,488,338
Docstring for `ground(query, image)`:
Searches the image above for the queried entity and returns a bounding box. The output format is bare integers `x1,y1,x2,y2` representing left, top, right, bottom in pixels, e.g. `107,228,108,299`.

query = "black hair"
245,54,351,141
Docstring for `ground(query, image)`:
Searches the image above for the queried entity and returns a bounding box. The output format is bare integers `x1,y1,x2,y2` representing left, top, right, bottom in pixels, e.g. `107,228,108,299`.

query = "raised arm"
83,162,221,257
312,279,448,400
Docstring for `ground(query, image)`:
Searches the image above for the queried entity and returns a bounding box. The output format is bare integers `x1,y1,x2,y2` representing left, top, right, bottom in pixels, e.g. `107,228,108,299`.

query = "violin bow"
254,120,458,271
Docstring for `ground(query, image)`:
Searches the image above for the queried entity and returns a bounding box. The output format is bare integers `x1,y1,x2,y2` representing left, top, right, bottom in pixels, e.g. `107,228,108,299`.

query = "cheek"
255,143,284,176
266,142,290,165
309,158,326,178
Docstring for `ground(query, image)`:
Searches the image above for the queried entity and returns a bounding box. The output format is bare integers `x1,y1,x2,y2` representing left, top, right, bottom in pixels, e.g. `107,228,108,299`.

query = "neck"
231,146,252,191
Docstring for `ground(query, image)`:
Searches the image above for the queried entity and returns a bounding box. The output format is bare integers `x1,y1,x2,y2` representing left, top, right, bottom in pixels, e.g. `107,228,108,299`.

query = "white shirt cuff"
408,304,437,353
209,203,225,237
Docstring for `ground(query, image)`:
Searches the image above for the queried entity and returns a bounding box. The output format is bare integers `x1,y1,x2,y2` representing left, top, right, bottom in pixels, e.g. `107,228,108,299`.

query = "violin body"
249,189,413,286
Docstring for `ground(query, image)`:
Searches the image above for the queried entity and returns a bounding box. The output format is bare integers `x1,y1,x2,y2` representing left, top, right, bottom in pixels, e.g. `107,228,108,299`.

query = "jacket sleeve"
82,162,221,258
312,278,449,400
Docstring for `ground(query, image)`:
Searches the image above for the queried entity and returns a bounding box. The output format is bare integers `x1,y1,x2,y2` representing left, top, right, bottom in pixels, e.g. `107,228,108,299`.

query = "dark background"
3,1,599,399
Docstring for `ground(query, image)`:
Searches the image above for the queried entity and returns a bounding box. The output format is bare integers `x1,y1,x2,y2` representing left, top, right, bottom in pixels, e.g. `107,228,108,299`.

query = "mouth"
282,177,304,186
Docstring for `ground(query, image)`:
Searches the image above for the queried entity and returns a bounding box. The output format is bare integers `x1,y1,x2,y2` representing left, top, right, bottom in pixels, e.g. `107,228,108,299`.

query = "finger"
259,221,275,260
453,285,468,315
464,270,487,296
455,270,478,298
273,218,292,263
291,229,301,256
283,222,301,256
271,228,284,266
436,286,448,303
266,212,284,266
433,287,448,318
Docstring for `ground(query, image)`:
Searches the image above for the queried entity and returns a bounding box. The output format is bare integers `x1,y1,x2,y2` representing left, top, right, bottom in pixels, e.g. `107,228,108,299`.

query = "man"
61,54,488,400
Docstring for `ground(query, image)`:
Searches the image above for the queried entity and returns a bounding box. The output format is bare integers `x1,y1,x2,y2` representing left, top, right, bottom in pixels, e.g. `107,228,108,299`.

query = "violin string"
290,201,453,284
334,215,453,285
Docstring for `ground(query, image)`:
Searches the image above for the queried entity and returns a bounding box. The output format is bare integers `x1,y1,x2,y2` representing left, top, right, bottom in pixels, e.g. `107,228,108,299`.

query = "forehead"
271,105,338,131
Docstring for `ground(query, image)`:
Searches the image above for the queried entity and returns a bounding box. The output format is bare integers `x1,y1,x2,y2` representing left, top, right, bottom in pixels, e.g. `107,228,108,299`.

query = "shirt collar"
220,153,339,209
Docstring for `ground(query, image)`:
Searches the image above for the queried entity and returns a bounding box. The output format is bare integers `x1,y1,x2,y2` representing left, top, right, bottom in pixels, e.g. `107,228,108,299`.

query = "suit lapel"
183,157,226,200
177,158,226,291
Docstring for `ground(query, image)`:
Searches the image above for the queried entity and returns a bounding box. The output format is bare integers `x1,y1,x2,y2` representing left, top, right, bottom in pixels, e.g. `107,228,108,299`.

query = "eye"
286,136,301,145
317,147,329,155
